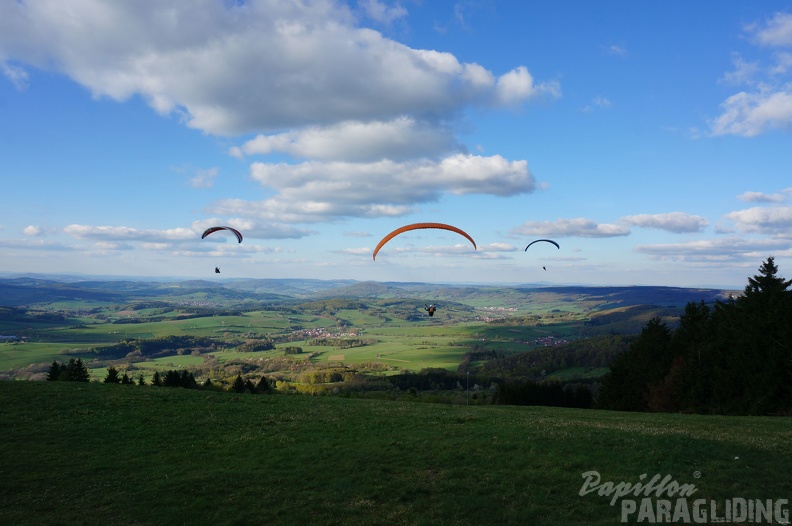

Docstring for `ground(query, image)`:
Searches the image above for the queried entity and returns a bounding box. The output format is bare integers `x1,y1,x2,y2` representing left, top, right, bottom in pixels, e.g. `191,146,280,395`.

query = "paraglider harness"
425,304,437,317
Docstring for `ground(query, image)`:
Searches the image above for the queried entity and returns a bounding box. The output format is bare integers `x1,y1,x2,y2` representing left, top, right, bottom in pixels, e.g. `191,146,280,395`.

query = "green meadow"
1,381,790,525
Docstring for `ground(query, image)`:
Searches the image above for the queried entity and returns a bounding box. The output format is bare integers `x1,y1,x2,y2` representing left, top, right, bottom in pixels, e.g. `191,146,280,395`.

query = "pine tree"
231,374,246,393
596,318,672,411
46,361,62,381
67,358,90,382
256,376,272,394
730,257,792,414
121,373,132,385
103,366,121,384
152,371,162,386
137,374,146,386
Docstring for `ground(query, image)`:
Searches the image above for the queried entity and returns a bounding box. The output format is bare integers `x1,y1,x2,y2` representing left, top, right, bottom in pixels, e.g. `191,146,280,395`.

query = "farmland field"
0,277,736,386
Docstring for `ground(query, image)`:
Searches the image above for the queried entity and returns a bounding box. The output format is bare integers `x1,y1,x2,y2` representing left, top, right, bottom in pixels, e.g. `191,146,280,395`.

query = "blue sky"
1,1,791,288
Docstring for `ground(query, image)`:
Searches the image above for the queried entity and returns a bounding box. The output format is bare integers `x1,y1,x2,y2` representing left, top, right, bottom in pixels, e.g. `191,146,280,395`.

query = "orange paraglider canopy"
372,222,476,260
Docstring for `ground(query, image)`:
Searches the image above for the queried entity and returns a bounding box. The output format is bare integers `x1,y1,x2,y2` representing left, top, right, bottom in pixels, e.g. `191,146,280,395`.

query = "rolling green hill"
0,276,739,387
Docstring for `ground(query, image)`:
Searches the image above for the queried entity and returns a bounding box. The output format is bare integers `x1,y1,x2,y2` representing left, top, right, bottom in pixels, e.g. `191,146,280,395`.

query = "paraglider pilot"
215,267,220,274
425,304,437,317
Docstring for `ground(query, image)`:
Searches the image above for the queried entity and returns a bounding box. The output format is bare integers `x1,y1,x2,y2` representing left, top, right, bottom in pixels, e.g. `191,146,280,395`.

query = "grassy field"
1,381,790,525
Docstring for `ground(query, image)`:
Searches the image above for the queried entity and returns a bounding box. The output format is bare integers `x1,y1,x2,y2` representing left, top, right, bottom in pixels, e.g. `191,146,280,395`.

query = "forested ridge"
597,258,792,415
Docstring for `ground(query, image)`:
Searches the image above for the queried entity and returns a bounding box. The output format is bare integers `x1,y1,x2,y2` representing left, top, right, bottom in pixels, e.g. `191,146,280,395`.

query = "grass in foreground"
1,381,791,525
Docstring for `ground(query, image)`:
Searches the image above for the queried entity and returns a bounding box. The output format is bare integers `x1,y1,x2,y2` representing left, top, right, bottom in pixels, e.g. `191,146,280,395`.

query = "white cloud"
61,220,314,244
0,0,556,136
709,89,792,136
210,153,534,222
724,206,792,236
621,212,708,233
63,224,197,242
22,225,43,236
191,167,218,188
747,12,792,47
771,51,792,76
510,218,630,238
710,13,792,137
720,53,762,86
232,117,459,162
636,237,790,261
737,190,790,203
359,0,407,25
494,66,560,105
1,62,28,90
479,242,517,252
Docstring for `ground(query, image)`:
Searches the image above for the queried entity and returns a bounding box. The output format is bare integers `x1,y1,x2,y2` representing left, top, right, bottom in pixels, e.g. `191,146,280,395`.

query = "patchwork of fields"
0,277,735,385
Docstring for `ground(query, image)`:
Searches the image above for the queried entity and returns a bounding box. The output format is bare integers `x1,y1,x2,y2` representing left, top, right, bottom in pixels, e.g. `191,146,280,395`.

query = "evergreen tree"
598,257,792,415
67,358,90,382
256,376,272,394
137,374,146,386
596,318,672,411
231,374,246,393
121,373,133,385
729,257,792,414
103,366,121,384
244,379,257,394
152,371,162,387
46,361,62,381
652,301,716,412
163,370,181,387
178,370,197,389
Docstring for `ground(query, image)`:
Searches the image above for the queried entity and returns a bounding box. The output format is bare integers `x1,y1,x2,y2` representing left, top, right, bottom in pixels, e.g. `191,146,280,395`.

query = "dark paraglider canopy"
524,239,560,251
201,226,243,243
372,222,477,260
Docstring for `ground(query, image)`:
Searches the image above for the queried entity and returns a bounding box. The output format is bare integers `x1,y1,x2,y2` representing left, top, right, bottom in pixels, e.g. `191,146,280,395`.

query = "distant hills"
0,274,738,309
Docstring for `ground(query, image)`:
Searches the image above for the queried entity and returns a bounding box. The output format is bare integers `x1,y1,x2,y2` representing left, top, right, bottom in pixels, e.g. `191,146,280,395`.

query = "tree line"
100,366,273,394
597,258,792,415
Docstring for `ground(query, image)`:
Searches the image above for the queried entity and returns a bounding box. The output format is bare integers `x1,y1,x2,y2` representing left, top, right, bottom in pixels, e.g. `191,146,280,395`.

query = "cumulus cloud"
710,89,792,136
724,206,792,236
0,0,556,136
621,212,708,233
494,66,561,105
211,153,534,222
510,218,630,238
22,225,43,236
230,117,460,162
